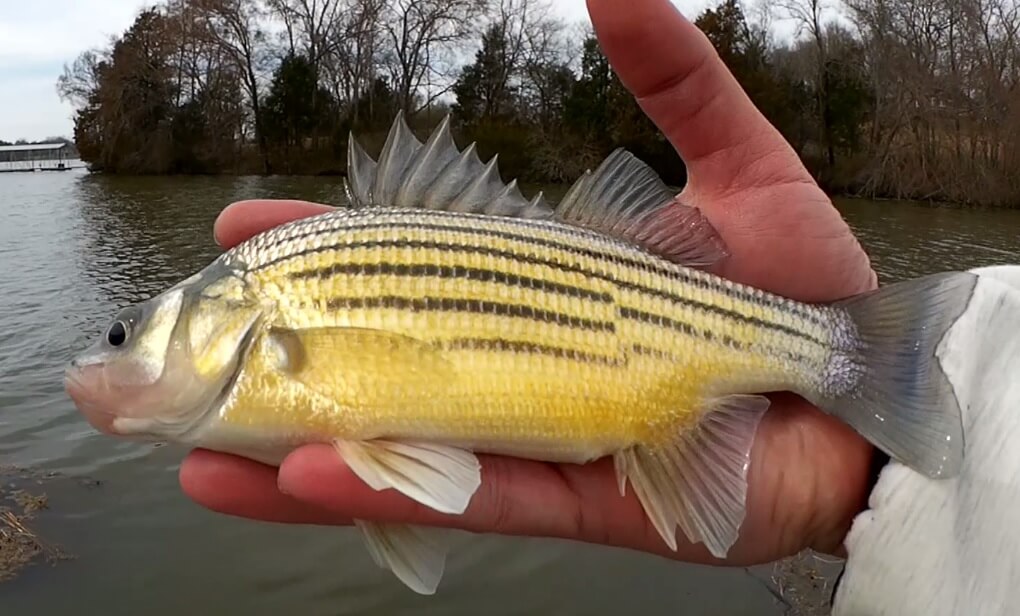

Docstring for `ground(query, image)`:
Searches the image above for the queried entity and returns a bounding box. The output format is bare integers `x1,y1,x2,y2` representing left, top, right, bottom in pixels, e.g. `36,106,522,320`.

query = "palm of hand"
180,0,878,567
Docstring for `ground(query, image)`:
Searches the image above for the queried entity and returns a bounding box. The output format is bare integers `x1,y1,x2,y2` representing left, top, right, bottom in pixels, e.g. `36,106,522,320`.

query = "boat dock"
0,143,81,173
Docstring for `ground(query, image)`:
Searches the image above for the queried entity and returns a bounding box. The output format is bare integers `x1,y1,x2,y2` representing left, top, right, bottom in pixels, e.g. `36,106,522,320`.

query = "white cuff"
832,265,1020,615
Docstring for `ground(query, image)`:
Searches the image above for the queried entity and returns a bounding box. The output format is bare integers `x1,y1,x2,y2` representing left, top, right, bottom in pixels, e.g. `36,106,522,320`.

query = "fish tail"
814,271,978,479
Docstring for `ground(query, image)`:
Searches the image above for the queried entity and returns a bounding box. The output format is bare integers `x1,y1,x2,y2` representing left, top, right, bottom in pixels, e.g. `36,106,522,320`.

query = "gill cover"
179,262,265,386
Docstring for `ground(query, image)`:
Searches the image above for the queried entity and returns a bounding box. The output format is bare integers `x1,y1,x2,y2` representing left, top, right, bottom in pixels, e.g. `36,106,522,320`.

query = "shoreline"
65,168,1020,211
0,466,77,583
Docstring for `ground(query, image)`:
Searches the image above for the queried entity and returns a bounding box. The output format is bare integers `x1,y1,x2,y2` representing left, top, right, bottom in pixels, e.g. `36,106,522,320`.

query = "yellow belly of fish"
213,322,768,464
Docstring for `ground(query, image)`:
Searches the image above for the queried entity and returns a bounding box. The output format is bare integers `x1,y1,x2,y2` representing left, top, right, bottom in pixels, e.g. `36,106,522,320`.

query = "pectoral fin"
355,520,449,595
268,325,453,405
270,325,451,380
614,394,770,558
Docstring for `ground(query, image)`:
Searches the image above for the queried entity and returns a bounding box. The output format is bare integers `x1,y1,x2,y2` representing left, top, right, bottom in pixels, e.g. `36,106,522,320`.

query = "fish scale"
67,113,976,597
245,211,831,350
227,210,815,443
228,227,661,443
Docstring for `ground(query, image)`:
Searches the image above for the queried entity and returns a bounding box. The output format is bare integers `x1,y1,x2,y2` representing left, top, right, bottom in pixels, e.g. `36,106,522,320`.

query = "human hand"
179,0,878,566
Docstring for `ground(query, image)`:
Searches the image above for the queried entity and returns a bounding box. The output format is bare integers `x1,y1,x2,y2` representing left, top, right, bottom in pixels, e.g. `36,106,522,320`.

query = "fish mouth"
64,365,120,435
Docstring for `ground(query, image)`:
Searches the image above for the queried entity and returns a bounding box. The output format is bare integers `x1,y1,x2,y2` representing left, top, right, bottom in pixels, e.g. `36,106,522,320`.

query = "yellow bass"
65,113,974,594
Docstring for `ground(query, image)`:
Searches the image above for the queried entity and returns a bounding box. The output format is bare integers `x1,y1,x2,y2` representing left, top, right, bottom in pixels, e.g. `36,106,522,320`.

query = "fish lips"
64,362,121,435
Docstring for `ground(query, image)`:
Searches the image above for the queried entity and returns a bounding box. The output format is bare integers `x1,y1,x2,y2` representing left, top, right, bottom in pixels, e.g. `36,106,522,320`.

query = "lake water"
2,168,1018,615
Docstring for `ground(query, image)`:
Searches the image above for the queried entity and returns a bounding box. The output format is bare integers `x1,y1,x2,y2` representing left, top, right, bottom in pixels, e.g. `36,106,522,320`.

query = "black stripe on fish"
291,261,613,304
621,307,817,366
442,337,625,366
253,215,827,330
268,238,829,347
324,295,617,334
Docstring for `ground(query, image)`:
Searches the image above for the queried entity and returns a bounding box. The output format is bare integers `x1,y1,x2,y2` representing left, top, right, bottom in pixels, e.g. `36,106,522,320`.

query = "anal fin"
614,394,770,558
355,520,449,595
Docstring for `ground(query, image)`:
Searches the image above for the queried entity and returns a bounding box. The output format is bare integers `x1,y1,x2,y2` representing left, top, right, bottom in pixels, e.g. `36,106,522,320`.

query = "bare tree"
841,0,1020,204
383,0,488,115
323,0,387,121
774,0,837,167
265,0,347,77
57,49,109,108
479,0,559,120
192,0,272,172
514,0,571,127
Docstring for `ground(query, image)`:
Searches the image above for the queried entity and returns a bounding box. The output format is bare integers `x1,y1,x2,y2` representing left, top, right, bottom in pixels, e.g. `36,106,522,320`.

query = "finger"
586,0,810,190
745,394,874,558
708,193,878,302
213,200,334,249
179,448,349,525
277,445,729,562
276,445,589,538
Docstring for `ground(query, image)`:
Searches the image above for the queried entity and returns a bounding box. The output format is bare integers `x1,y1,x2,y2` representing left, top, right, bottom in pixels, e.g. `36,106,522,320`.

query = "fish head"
65,260,264,441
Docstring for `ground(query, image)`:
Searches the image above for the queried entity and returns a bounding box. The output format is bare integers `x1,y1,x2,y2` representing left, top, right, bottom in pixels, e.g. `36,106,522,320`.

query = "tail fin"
817,271,978,479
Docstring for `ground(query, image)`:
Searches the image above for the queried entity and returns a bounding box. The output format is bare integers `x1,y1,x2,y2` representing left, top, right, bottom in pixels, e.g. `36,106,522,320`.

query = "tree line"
57,0,1020,207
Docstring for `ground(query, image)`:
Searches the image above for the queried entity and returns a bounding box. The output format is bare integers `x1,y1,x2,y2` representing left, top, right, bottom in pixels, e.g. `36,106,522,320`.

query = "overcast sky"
0,0,724,142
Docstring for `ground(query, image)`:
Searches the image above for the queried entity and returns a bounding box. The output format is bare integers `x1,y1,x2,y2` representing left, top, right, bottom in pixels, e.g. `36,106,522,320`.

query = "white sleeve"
831,265,1020,616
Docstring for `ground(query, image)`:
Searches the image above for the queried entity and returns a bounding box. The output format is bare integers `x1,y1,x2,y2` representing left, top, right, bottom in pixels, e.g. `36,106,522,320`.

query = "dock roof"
0,143,69,153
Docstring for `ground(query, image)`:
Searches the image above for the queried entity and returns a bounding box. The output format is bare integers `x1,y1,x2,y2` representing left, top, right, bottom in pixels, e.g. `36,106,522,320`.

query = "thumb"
213,199,334,249
586,0,812,193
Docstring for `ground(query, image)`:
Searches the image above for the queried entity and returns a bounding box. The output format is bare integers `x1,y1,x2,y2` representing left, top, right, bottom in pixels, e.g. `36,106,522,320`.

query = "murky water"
1,168,1018,615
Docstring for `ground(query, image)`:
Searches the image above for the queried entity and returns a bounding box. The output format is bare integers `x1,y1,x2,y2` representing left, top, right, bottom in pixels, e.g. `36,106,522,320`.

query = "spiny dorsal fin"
345,133,377,206
344,115,728,267
373,110,424,205
555,148,728,267
344,112,554,220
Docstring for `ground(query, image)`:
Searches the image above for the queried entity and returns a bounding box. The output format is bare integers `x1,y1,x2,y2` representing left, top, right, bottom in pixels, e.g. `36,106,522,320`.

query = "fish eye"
106,321,128,347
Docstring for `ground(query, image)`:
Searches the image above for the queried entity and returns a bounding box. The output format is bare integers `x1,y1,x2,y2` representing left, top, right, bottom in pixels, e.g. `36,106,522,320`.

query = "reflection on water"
1,170,1018,615
69,175,344,308
835,197,1020,283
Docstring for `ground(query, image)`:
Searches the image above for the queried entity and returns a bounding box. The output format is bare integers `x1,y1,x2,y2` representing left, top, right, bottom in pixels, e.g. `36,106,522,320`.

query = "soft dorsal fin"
344,114,728,267
555,149,728,267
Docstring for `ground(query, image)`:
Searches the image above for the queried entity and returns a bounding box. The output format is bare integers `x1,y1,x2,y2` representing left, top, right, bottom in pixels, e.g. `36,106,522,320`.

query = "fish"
65,112,976,595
